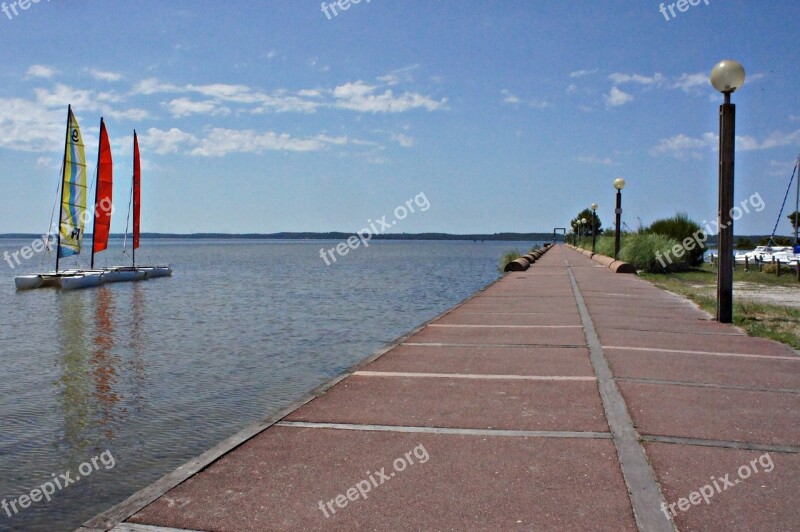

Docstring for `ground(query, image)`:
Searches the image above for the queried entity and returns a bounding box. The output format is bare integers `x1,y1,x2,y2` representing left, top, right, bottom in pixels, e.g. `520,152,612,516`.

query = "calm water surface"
0,239,540,531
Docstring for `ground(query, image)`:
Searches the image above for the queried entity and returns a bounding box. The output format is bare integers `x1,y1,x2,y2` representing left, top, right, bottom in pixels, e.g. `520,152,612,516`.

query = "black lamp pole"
710,59,745,324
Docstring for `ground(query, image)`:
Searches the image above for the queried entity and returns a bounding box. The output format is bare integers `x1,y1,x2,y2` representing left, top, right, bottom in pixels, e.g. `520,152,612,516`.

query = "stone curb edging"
565,245,636,274
503,242,554,272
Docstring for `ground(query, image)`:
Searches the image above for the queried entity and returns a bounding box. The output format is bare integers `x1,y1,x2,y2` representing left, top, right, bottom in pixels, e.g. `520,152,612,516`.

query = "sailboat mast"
55,106,71,274
132,131,140,267
90,117,104,270
796,154,800,248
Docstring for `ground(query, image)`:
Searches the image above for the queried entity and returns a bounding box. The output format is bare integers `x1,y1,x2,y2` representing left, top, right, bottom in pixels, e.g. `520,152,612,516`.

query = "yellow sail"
58,106,88,258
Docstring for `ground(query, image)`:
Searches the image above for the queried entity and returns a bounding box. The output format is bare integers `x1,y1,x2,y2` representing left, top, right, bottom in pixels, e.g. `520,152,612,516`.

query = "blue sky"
0,0,798,235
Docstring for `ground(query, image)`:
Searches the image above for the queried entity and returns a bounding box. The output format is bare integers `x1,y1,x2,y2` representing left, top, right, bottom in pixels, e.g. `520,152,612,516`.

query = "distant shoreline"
0,232,555,241
0,233,778,244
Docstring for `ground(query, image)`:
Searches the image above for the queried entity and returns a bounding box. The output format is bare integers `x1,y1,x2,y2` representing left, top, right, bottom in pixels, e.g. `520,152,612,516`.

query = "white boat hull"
14,275,45,290
102,268,147,283
60,272,104,290
141,266,172,278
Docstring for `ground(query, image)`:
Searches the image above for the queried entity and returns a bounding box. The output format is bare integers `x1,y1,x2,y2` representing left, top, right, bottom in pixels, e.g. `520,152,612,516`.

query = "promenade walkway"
82,245,800,532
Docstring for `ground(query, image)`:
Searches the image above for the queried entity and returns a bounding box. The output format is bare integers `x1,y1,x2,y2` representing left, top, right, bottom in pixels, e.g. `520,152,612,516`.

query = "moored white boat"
60,272,104,290
141,266,172,279
734,246,791,263
15,106,94,290
101,267,147,283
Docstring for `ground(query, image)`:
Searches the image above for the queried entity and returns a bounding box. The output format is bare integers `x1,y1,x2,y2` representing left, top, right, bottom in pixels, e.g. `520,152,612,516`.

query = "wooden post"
744,256,749,272
777,259,782,277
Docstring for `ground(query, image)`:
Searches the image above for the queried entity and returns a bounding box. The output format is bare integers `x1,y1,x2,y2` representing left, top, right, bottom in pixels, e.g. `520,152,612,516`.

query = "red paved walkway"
80,245,800,532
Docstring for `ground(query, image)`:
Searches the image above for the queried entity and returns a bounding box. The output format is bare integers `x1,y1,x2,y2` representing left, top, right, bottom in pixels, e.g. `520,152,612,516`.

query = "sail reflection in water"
56,286,148,453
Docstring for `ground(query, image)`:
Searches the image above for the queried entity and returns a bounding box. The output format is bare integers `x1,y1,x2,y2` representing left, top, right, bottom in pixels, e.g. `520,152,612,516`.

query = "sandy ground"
691,282,800,308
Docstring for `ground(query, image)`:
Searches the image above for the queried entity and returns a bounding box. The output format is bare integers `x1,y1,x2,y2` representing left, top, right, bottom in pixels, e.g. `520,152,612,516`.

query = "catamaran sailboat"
79,128,171,281
15,109,171,289
15,106,103,290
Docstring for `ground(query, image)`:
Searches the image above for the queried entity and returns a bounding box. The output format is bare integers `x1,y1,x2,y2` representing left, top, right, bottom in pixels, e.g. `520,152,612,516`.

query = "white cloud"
132,73,446,115
566,83,578,94
26,65,58,79
756,129,800,150
790,115,800,122
189,128,338,156
140,127,198,155
166,98,231,117
332,81,446,113
131,78,183,95
88,69,123,82
770,159,798,176
672,73,707,93
35,156,54,169
605,87,633,107
570,69,598,78
609,72,665,86
577,155,614,165
650,129,800,159
501,89,520,104
650,133,716,159
391,133,415,148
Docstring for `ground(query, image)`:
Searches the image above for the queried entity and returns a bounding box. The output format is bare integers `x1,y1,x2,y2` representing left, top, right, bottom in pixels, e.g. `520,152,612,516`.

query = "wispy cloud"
88,69,123,82
140,128,198,155
605,86,633,107
136,73,446,115
165,98,231,117
651,129,800,159
672,73,707,93
26,65,58,79
577,155,615,165
650,133,716,159
609,72,665,86
570,69,598,78
390,133,415,148
189,129,348,156
501,89,520,104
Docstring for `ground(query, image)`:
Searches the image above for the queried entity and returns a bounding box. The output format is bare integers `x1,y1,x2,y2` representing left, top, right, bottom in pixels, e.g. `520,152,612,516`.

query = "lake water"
0,239,542,531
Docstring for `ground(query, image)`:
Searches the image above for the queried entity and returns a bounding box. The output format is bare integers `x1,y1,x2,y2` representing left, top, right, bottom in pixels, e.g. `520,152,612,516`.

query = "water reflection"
56,292,94,454
91,286,121,441
128,282,148,415
56,285,150,454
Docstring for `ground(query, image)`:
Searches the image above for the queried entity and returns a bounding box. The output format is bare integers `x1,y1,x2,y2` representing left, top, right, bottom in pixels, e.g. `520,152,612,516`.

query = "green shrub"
593,235,617,258
498,248,522,273
620,233,689,273
646,212,706,266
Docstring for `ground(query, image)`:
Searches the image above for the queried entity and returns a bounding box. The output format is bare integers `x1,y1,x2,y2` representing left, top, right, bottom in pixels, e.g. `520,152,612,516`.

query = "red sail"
133,131,141,250
93,119,113,254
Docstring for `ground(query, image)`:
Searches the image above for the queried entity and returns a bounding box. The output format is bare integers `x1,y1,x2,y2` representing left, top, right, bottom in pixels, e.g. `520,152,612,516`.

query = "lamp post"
613,178,625,259
590,203,598,253
710,59,745,323
580,218,587,247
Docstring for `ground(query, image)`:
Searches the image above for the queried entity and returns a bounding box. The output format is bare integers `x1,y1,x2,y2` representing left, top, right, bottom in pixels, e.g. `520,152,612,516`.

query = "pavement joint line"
616,377,800,396
427,324,583,329
107,525,205,532
602,326,745,337
400,342,586,349
353,371,598,381
454,311,573,315
275,421,614,440
604,345,800,361
566,257,676,532
640,435,800,454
